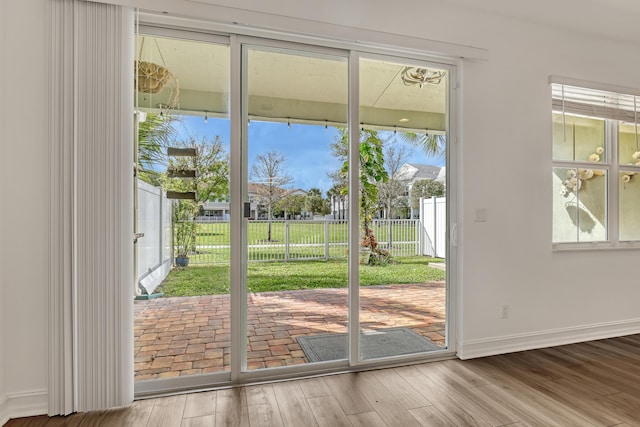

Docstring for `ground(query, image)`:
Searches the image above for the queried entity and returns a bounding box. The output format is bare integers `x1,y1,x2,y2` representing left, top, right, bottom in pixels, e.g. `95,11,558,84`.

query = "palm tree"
401,132,446,159
137,113,178,185
327,184,346,219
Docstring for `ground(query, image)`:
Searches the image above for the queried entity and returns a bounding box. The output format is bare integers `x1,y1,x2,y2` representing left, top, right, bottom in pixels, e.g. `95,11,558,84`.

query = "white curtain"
49,0,134,414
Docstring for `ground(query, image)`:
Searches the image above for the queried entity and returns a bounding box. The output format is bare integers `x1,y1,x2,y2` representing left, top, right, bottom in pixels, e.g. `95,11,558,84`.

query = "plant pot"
175,256,190,267
359,248,371,265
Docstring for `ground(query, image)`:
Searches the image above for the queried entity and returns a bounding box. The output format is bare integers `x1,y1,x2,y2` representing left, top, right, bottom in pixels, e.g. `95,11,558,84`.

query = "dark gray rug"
297,327,442,362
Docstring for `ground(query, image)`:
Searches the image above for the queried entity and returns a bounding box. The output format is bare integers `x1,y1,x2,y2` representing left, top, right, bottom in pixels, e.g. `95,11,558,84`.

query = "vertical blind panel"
50,0,134,414
75,1,134,412
49,0,76,416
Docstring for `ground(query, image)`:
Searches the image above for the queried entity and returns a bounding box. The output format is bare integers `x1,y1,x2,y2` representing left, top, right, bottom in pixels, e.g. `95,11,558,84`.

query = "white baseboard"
457,319,640,360
0,389,47,426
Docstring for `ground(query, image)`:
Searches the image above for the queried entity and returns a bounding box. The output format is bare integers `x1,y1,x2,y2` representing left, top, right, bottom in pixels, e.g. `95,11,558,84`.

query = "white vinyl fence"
138,194,446,273
136,180,172,294
187,219,422,265
420,196,446,258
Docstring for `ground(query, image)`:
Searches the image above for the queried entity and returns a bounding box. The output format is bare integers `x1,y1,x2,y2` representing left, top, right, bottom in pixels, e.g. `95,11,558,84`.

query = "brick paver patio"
134,281,446,381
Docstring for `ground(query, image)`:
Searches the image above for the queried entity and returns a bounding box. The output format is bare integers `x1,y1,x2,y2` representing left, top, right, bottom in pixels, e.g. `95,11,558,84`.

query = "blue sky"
172,115,444,195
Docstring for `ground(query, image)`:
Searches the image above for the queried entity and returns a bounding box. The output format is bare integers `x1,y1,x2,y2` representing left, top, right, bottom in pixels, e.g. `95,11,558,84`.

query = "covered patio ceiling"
135,35,447,133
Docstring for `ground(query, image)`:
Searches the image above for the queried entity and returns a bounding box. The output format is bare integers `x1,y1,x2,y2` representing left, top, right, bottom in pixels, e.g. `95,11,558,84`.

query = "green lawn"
156,256,445,297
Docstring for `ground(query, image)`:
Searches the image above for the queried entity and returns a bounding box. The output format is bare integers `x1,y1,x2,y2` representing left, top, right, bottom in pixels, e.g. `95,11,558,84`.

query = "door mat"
297,327,442,362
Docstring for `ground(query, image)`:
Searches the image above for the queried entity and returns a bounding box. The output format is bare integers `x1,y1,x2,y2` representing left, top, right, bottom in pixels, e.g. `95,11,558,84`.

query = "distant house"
395,163,446,218
329,163,446,220
200,185,307,220
396,163,446,184
199,199,231,220
284,188,308,197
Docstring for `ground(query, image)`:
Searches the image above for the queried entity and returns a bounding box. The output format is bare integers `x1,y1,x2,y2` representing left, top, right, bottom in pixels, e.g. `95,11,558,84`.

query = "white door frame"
134,19,459,397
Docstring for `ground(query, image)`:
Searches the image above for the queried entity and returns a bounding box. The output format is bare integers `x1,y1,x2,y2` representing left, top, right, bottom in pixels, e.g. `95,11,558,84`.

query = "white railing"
184,219,421,265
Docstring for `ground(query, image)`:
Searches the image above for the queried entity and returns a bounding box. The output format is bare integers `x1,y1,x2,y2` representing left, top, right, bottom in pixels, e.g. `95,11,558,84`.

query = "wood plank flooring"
7,334,640,426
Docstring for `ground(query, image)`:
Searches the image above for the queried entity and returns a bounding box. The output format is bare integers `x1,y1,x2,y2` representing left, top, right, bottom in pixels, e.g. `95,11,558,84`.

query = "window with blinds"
551,81,640,247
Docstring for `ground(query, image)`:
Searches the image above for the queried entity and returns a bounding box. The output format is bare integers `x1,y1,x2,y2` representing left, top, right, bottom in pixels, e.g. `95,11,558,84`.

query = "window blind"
552,83,640,123
49,0,134,414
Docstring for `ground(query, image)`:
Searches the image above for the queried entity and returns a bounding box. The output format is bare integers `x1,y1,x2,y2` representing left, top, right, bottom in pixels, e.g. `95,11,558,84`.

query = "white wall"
3,0,640,419
1,0,50,418
446,16,640,356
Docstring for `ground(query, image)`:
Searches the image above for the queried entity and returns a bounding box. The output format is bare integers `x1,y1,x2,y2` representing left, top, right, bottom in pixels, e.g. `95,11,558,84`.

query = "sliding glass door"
357,57,449,361
134,31,233,387
134,27,453,395
242,44,350,371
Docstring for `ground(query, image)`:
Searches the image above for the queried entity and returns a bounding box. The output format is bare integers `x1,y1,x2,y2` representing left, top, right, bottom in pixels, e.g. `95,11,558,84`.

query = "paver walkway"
134,281,446,380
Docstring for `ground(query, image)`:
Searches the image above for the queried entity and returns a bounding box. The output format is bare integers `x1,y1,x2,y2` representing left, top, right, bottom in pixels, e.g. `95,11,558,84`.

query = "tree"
277,194,305,219
353,131,388,253
402,132,446,159
307,188,322,197
328,128,355,191
411,179,445,211
163,136,230,260
164,136,229,204
327,184,347,220
251,151,293,241
172,201,197,260
137,113,178,185
327,130,354,220
332,128,388,262
304,188,328,218
378,144,413,219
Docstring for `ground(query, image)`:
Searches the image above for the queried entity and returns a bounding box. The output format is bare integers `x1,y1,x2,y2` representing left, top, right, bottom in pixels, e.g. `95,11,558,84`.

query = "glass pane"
619,171,640,241
134,36,232,380
359,58,447,361
618,122,640,166
552,113,605,163
553,167,607,242
245,47,348,370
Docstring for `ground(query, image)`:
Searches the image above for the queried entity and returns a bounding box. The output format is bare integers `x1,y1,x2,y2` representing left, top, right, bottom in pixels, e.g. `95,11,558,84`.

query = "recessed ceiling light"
399,118,410,123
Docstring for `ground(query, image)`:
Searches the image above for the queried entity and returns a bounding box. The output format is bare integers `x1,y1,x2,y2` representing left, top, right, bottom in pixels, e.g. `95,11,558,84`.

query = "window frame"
552,78,640,251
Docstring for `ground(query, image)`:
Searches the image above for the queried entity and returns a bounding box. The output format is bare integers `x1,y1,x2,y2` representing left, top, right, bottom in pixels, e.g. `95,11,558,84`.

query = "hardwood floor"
7,334,640,426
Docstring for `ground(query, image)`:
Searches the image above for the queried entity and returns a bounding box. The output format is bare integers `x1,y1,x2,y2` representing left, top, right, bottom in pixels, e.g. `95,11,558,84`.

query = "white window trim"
551,77,640,251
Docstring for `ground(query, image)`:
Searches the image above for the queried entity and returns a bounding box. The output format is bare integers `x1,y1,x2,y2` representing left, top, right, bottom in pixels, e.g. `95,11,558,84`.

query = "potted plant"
173,200,198,267
359,232,374,265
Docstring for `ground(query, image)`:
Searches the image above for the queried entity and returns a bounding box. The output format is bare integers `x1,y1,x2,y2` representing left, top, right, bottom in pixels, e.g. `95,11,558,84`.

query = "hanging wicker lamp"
135,60,171,94
135,37,180,109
